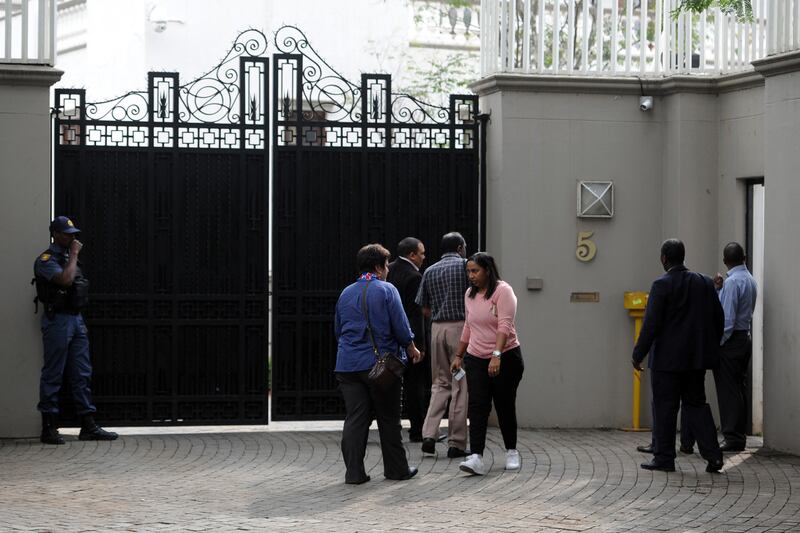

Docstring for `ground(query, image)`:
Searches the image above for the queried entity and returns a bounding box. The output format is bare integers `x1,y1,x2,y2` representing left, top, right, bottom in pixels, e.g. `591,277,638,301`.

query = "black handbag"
361,281,406,390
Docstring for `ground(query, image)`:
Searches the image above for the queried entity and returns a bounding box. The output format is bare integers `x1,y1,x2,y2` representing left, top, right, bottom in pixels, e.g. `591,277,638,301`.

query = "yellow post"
623,292,649,432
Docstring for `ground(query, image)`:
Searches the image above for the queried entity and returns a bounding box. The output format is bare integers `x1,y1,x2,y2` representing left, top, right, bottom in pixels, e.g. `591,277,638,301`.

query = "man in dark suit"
387,237,430,442
632,239,724,473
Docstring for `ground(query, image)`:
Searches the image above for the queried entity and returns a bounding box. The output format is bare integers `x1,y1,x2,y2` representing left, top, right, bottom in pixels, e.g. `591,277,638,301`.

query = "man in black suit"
632,239,724,473
387,237,430,442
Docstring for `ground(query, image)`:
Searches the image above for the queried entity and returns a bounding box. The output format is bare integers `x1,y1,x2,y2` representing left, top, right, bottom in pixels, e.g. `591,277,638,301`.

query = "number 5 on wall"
576,231,597,262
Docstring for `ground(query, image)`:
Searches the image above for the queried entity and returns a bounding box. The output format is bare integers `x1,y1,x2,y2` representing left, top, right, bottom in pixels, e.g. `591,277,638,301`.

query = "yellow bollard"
622,292,650,432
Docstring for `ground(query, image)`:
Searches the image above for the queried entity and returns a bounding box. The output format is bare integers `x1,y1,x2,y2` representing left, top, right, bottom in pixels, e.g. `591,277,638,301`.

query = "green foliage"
672,0,753,22
403,51,479,104
392,0,480,104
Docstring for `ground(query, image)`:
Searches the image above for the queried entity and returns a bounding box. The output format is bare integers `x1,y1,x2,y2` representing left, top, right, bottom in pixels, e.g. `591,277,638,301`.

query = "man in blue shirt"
712,242,758,452
33,216,118,444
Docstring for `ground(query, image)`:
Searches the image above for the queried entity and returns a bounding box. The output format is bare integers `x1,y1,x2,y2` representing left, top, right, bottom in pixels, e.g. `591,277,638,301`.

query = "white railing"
770,0,800,55
0,0,56,65
481,0,800,77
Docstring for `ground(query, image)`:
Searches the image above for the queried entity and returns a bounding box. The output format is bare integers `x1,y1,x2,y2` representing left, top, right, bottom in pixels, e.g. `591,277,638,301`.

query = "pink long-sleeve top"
460,280,520,358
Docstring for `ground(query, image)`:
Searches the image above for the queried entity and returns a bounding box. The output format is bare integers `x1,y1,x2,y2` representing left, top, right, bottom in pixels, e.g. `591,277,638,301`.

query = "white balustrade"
482,0,799,77
0,0,56,65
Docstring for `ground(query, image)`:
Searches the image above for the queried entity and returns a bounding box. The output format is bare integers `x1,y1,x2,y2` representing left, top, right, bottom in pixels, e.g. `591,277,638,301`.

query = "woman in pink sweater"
451,252,524,475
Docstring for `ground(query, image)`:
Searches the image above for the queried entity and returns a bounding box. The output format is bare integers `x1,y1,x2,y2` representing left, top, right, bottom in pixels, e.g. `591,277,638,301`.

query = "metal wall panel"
271,27,481,420
52,31,270,426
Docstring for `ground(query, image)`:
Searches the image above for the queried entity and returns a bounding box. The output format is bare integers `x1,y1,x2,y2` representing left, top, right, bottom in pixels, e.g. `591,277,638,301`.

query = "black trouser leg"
651,370,681,465
337,372,372,483
649,400,692,450
464,355,491,455
490,347,524,450
403,357,430,440
713,333,751,447
682,370,722,462
679,406,694,448
371,378,410,479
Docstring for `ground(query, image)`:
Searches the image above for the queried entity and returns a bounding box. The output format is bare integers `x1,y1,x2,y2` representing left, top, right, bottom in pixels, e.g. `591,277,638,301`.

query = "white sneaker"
459,453,487,475
505,449,521,470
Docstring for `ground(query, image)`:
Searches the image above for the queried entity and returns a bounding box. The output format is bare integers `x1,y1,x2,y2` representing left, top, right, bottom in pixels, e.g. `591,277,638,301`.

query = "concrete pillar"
753,51,800,455
0,65,63,438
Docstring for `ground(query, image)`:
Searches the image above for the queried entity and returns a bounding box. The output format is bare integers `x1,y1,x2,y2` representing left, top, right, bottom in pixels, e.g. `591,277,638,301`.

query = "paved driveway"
1,425,798,532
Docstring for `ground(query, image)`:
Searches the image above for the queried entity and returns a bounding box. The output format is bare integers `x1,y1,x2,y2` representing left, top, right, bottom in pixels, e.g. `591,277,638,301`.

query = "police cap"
49,216,81,234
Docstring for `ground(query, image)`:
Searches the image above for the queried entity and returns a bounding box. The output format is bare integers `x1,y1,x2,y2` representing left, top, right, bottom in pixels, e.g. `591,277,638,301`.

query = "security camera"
639,96,654,112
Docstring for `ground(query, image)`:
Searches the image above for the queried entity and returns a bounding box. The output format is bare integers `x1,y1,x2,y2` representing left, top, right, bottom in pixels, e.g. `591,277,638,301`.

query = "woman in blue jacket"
334,243,422,484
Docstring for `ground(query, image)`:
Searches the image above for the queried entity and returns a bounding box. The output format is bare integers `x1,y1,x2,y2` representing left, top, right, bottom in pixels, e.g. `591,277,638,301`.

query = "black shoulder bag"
362,281,406,390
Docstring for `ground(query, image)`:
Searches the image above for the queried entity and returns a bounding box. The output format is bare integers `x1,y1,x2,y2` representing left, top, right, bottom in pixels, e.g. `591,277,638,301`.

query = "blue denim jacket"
334,278,413,372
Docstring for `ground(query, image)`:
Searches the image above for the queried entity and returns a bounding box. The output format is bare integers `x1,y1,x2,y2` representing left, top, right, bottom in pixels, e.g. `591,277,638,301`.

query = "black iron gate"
52,31,270,425
270,27,482,420
52,28,482,424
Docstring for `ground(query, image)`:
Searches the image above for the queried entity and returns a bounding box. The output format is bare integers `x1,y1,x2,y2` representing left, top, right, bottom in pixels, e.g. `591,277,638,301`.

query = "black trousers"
713,331,752,447
403,357,431,440
336,371,409,482
463,347,524,455
651,369,722,464
649,402,694,449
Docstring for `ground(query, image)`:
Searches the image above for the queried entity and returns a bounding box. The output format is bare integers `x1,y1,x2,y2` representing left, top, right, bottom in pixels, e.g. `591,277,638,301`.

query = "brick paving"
1,425,799,532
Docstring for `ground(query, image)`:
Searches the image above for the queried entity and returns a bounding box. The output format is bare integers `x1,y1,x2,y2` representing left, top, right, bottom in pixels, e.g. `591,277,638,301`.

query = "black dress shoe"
640,459,675,472
447,447,469,458
421,438,436,454
387,466,418,481
636,444,654,454
719,441,745,453
679,445,694,454
78,425,118,441
706,458,724,473
345,475,371,485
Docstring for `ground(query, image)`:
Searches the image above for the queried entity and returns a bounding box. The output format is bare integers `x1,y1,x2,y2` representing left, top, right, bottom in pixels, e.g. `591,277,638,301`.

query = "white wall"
751,183,765,434
57,0,147,100
56,0,412,102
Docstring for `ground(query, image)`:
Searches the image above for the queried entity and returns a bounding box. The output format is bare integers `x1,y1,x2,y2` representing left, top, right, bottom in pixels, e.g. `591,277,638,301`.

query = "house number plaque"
576,231,597,262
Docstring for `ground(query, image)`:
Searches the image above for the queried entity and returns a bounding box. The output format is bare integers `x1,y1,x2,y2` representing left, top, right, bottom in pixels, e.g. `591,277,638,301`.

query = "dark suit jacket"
632,265,724,371
387,259,424,347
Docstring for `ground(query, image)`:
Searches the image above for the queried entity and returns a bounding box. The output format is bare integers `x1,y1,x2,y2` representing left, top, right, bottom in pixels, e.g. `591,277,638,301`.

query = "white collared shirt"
399,255,419,271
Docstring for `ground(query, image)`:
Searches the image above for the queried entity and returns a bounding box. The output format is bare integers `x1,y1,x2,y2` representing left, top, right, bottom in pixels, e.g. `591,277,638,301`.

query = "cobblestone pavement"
1,425,799,532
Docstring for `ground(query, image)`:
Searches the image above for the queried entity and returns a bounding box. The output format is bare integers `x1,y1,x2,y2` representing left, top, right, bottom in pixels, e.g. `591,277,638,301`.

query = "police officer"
33,216,117,444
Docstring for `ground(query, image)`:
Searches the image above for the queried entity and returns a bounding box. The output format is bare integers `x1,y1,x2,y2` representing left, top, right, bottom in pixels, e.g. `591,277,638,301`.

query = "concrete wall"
0,65,62,438
475,74,767,429
661,93,719,275
717,86,765,248
755,51,800,455
482,85,667,427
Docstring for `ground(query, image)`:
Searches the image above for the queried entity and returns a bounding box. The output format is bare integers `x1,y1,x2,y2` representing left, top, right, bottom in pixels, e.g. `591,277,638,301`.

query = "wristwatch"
491,350,502,358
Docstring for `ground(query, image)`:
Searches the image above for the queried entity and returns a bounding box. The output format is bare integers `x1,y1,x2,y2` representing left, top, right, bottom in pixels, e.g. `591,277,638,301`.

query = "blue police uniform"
34,242,96,416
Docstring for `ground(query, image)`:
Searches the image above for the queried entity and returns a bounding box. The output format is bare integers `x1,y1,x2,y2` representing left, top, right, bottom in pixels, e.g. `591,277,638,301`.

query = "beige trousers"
422,320,468,449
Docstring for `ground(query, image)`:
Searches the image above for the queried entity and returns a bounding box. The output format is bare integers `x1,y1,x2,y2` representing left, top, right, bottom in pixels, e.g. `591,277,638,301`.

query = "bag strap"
361,281,380,357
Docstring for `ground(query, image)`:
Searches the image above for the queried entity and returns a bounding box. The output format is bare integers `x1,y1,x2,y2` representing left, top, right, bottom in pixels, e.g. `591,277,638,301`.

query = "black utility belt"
48,308,82,316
